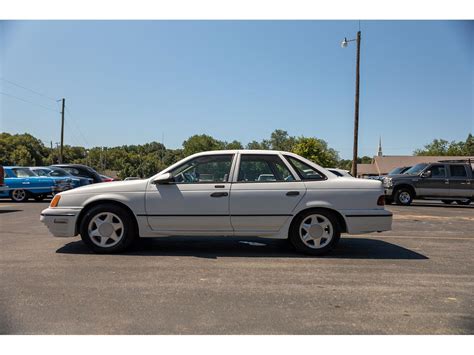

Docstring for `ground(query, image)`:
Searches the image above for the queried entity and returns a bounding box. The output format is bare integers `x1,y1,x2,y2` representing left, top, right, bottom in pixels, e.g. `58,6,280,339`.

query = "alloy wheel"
299,214,334,249
87,212,125,248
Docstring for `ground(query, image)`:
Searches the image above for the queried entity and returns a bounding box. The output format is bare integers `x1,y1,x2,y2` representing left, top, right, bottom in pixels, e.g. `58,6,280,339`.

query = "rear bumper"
40,207,81,237
342,210,393,234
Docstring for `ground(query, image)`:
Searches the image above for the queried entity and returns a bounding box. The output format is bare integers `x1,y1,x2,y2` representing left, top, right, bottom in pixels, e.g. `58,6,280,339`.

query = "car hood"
60,179,148,194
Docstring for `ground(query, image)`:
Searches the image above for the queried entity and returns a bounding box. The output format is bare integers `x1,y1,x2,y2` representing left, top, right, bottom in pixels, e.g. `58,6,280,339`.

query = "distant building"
357,155,474,178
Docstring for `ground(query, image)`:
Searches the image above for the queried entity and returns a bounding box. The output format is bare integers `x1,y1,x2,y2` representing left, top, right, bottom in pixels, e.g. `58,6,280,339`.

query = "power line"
0,91,60,113
0,78,58,101
64,105,90,147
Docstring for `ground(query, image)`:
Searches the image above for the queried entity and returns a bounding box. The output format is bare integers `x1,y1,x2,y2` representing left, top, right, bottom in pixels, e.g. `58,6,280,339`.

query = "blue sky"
1,20,472,159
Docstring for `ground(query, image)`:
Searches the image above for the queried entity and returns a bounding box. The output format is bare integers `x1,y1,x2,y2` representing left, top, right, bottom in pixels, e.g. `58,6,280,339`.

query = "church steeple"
377,136,383,157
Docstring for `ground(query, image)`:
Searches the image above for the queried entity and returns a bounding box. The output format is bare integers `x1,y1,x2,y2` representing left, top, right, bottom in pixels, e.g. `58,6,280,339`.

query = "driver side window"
170,154,234,183
429,165,446,178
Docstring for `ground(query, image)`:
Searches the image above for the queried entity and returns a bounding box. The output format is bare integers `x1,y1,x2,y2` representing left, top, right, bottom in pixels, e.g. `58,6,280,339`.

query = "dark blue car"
30,166,92,188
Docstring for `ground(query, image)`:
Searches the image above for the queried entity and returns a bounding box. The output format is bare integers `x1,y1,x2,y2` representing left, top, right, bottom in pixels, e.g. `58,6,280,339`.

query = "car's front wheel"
79,204,137,253
456,199,471,206
395,188,413,206
289,209,341,256
10,189,29,202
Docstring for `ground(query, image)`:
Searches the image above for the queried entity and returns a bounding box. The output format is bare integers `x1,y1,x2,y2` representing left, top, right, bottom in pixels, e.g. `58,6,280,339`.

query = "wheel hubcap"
88,212,124,248
299,214,333,249
13,189,25,200
399,191,410,203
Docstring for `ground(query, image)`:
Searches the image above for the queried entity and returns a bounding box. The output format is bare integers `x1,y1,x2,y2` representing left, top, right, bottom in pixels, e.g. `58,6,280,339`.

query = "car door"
145,154,235,234
230,153,305,233
415,164,449,197
448,164,471,197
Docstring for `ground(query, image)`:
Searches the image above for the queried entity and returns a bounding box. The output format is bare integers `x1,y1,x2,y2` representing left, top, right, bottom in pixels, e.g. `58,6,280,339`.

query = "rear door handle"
210,192,228,197
286,191,300,196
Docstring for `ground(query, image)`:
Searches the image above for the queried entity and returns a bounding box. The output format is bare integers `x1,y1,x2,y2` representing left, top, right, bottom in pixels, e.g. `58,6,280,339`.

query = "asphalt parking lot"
1,199,473,334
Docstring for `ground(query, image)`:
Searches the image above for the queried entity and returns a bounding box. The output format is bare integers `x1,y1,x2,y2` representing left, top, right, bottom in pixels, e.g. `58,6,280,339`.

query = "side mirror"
152,172,175,185
420,170,431,178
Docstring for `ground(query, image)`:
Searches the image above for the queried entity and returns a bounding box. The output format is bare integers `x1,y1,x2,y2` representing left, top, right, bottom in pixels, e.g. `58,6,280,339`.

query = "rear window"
284,155,326,181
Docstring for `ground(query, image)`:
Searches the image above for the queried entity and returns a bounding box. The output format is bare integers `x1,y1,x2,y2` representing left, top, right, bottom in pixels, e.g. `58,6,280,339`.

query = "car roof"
52,164,90,168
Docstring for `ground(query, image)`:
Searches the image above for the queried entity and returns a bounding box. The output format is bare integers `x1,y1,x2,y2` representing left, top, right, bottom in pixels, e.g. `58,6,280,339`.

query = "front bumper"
40,207,81,237
384,187,394,196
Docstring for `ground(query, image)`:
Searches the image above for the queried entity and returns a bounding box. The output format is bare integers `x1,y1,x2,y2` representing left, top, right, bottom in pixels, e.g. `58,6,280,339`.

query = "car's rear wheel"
289,209,341,256
442,200,454,204
79,204,137,253
10,189,29,202
395,188,413,206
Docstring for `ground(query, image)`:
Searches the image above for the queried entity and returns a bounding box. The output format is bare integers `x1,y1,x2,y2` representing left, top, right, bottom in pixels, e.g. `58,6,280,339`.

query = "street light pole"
341,30,362,177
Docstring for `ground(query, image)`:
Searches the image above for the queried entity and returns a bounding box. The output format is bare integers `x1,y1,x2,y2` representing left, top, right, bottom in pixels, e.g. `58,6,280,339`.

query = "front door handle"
286,191,300,196
210,192,228,197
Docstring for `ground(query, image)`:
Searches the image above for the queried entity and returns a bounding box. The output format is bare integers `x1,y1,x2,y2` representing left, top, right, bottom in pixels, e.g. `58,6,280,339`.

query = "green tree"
224,140,243,150
0,132,49,165
414,138,471,156
464,134,474,155
268,129,295,151
246,140,270,150
292,137,340,167
182,134,225,156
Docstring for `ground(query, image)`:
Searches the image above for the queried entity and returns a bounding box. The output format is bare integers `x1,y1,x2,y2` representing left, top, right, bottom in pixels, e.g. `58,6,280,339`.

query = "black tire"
10,189,29,202
79,204,137,254
288,209,341,256
456,200,471,206
34,194,46,202
442,200,454,204
394,187,413,206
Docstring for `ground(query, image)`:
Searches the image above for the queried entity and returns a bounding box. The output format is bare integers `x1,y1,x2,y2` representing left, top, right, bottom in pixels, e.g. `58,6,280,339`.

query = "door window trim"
231,152,300,183
426,164,447,179
167,153,237,185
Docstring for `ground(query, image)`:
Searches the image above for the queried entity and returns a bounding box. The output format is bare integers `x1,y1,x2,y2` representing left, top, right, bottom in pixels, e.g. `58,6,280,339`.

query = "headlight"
382,177,392,188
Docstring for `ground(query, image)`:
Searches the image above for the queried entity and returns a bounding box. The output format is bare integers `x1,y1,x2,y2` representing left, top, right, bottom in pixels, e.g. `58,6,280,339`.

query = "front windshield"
388,167,403,175
404,163,428,175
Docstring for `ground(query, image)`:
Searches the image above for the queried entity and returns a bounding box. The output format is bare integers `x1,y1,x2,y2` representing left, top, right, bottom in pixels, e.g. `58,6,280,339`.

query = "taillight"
377,195,385,206
50,194,61,207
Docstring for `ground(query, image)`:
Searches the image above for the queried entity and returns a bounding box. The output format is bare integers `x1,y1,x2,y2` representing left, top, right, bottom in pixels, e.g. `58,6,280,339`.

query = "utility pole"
352,31,361,178
59,98,65,163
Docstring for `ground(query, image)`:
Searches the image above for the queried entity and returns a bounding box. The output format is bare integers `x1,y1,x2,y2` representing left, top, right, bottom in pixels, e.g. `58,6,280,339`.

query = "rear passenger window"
237,155,295,182
450,165,467,178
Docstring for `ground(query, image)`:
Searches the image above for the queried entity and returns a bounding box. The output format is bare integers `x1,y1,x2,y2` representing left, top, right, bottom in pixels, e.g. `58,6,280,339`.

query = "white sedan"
40,150,392,255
